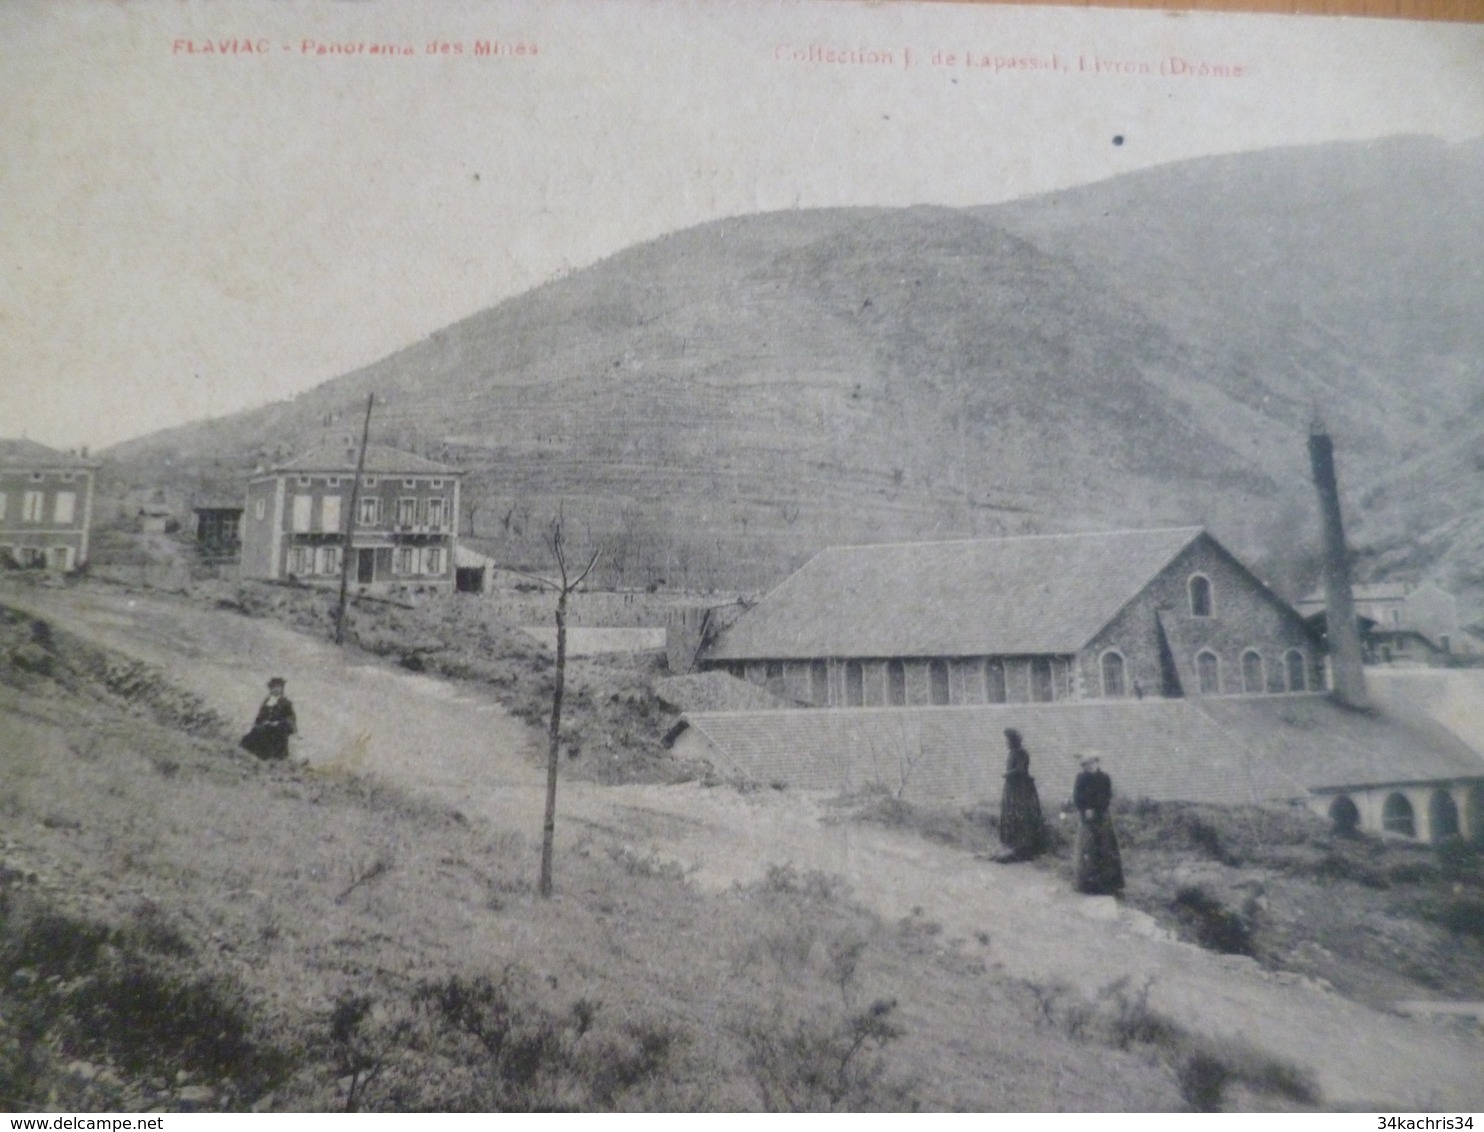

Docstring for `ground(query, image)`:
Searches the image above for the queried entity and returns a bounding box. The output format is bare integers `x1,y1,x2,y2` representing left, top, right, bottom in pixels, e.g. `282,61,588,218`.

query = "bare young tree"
512,508,601,897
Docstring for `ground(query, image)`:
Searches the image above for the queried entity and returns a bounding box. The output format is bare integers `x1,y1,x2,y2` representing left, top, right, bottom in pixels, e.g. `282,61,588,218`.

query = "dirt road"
10,582,1483,1109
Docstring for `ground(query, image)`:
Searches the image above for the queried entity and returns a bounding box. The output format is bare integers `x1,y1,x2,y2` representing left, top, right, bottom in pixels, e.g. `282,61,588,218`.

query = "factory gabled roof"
704,527,1214,661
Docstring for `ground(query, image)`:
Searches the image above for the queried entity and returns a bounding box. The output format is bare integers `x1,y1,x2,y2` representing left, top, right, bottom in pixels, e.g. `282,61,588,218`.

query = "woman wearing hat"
1072,754,1124,895
240,676,297,761
998,729,1046,860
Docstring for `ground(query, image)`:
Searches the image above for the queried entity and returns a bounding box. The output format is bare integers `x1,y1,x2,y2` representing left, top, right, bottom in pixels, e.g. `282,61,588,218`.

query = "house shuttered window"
291,495,312,533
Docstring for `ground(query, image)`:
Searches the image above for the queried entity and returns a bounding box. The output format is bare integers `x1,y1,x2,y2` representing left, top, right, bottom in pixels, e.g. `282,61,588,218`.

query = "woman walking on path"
1072,754,1124,895
998,728,1046,860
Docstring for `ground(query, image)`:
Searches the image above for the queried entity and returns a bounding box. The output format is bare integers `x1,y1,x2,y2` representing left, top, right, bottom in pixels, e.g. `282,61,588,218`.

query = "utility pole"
335,394,374,646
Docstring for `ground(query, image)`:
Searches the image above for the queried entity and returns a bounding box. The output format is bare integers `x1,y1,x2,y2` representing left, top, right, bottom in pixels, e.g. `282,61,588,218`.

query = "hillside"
104,136,1484,600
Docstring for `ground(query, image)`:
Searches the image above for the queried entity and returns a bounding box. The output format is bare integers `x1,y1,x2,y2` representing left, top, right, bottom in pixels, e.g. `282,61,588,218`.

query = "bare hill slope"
106,137,1484,596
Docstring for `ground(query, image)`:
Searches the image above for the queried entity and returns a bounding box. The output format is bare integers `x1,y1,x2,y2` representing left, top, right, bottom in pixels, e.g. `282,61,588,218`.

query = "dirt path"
9,582,1484,1109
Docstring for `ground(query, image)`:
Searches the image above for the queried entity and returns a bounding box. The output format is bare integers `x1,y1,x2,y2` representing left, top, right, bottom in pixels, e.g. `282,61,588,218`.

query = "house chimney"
1308,427,1367,708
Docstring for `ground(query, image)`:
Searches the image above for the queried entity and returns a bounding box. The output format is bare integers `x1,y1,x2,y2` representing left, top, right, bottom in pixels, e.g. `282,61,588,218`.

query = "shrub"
380,972,686,1111
1098,977,1180,1050
1170,887,1255,956
1177,1051,1231,1112
1311,852,1388,889
738,998,913,1111
0,895,288,1108
761,864,846,903
1178,1036,1320,1111
1423,897,1484,941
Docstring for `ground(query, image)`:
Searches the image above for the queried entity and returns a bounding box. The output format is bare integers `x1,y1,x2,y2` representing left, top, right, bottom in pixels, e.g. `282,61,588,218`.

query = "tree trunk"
539,587,568,897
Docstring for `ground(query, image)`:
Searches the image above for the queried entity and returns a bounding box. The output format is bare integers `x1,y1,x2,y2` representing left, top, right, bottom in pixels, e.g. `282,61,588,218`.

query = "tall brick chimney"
1308,427,1368,708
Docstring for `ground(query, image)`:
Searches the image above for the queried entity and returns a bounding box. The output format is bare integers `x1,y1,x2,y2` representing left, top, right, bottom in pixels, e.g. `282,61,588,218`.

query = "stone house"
192,502,244,561
0,438,98,572
1296,581,1472,663
241,441,463,593
699,527,1321,706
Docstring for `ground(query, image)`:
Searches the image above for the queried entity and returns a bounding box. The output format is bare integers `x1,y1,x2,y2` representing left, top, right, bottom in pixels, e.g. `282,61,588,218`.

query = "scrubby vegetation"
846,787,1484,1011
203,580,690,785
0,601,1192,1111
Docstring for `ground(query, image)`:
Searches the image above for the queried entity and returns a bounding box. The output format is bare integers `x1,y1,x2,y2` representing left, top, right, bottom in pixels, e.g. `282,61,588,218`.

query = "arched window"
1196,650,1220,695
1241,650,1264,694
1382,793,1416,838
887,660,907,707
1430,790,1460,841
1284,649,1306,692
1031,658,1054,702
810,660,829,706
844,661,864,707
928,659,950,706
1328,795,1360,836
765,661,784,694
984,659,1006,704
1189,574,1213,617
1100,651,1126,698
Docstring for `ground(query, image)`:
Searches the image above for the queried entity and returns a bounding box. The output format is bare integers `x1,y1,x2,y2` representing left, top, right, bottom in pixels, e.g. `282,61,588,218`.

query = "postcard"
2,0,1483,1114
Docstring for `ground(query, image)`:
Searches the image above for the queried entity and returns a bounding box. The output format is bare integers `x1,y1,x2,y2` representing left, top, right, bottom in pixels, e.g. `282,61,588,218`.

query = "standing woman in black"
998,728,1046,860
1072,754,1124,894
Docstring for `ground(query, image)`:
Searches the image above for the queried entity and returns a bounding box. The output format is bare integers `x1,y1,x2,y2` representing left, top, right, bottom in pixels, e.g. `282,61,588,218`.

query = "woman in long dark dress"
1072,755,1124,895
240,677,296,761
998,728,1046,860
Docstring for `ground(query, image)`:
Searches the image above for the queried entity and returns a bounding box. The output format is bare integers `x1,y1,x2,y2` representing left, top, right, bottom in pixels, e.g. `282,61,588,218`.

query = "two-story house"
1296,581,1470,664
241,441,463,593
0,439,98,572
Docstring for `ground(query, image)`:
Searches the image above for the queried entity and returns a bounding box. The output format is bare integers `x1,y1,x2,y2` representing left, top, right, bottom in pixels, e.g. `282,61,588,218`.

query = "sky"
3,0,1482,451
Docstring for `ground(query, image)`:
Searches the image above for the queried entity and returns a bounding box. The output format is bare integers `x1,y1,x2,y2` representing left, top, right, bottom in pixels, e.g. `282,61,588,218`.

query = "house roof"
0,439,98,469
263,442,462,477
703,527,1207,661
1297,582,1413,609
676,700,1306,807
656,672,804,714
675,697,1484,808
453,544,495,569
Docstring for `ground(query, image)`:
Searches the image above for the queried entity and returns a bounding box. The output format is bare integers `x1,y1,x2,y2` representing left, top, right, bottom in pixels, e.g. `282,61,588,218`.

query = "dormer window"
1189,574,1213,617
